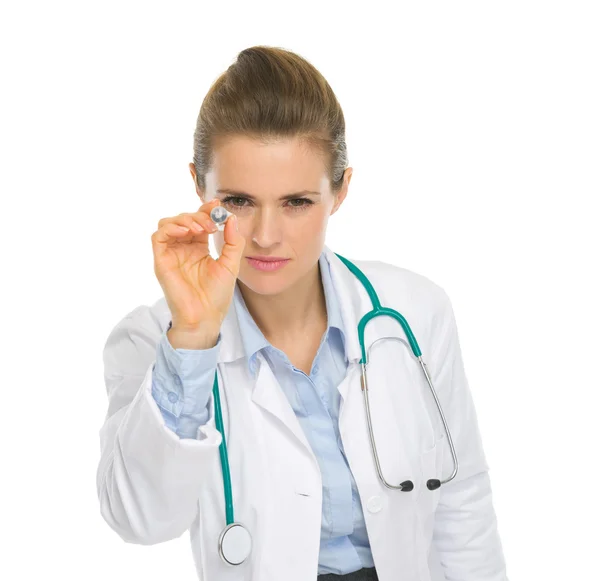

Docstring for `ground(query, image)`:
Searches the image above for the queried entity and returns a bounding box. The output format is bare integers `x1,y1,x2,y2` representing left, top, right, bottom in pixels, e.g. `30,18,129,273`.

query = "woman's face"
191,135,351,296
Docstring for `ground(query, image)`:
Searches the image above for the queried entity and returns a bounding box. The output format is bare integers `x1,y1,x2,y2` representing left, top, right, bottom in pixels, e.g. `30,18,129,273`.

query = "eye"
287,198,313,210
221,196,249,208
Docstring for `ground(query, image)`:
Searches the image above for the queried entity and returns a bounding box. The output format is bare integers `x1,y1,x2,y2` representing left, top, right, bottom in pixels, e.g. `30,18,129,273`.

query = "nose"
250,206,282,247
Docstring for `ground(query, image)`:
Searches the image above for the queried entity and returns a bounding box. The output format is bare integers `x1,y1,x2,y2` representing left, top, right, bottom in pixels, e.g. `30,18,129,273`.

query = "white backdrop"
2,1,598,579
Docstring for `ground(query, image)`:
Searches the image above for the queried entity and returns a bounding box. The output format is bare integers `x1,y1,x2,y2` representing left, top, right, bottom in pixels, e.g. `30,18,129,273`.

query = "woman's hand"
151,199,246,335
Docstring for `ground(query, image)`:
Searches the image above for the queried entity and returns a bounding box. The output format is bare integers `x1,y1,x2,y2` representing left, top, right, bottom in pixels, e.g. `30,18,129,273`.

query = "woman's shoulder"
343,256,453,323
340,258,458,356
349,256,448,301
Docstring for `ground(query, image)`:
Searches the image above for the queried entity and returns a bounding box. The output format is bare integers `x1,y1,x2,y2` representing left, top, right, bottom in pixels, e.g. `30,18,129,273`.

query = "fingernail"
191,221,204,232
233,215,238,231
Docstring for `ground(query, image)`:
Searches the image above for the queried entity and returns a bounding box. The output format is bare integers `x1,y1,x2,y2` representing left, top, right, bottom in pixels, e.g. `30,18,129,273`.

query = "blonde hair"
192,45,348,194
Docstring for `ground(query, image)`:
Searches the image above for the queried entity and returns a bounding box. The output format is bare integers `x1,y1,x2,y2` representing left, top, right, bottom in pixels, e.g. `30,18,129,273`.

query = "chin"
238,268,294,295
238,277,287,296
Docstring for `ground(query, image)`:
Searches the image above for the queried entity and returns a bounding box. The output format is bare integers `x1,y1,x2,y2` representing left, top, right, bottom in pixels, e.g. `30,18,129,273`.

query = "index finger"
186,198,220,222
198,198,221,213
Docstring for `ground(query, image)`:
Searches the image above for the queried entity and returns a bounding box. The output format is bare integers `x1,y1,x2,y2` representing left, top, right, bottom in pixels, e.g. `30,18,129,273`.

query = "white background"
1,1,598,579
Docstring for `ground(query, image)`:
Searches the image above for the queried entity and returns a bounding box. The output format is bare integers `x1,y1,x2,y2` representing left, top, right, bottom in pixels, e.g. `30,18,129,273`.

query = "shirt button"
167,391,179,403
173,374,182,387
367,496,383,513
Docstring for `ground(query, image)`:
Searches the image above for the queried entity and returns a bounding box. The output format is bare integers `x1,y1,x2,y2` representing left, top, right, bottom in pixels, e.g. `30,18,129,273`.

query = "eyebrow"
216,189,321,201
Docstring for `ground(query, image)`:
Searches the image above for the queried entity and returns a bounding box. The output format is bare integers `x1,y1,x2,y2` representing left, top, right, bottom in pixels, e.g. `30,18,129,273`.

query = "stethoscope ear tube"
361,352,457,491
343,245,460,492
361,362,414,491
417,357,459,486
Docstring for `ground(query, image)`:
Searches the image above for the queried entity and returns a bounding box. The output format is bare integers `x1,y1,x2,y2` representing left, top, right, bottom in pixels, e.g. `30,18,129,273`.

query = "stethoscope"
210,252,459,566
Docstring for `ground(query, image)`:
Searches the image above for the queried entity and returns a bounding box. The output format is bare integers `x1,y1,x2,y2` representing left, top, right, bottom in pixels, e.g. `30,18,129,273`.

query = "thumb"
217,214,246,278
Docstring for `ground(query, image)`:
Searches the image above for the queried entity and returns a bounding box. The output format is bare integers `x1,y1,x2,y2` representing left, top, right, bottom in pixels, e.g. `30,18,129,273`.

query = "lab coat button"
168,391,179,403
367,496,383,513
173,375,182,387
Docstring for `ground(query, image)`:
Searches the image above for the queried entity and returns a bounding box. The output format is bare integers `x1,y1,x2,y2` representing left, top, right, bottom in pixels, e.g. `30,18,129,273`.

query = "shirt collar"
232,251,346,376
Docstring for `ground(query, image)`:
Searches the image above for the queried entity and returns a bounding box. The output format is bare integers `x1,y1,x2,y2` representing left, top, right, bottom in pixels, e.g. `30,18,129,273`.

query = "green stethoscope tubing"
212,252,457,529
213,368,234,525
334,253,422,362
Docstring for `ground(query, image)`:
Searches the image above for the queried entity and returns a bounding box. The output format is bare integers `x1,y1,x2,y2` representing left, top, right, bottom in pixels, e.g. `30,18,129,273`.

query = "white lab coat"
97,245,508,581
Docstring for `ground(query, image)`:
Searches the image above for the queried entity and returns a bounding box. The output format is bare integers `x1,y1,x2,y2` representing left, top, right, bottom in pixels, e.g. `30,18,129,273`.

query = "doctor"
97,46,508,581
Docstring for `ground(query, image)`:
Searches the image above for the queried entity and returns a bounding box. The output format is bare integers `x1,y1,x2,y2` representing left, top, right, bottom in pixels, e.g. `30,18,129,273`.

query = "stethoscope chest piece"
218,522,252,566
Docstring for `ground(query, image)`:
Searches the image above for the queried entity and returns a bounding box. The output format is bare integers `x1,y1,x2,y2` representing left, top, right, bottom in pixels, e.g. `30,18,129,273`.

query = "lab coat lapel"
250,352,315,459
215,298,314,457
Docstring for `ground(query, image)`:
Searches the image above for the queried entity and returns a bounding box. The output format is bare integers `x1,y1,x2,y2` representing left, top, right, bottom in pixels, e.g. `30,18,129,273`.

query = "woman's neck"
237,261,327,343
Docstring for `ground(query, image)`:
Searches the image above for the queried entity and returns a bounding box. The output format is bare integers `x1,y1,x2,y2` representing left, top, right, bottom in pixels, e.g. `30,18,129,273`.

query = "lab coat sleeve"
428,290,509,581
152,320,222,438
96,306,223,545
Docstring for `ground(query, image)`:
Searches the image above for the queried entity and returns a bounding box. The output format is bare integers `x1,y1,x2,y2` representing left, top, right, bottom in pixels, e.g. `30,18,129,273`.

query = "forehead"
207,135,330,195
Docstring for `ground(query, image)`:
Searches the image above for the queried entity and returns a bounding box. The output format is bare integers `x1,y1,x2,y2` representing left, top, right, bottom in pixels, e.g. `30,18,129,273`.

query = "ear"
331,167,352,215
189,163,206,203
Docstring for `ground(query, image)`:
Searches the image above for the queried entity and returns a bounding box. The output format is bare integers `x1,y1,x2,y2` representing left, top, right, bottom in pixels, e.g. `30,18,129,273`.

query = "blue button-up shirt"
151,252,374,575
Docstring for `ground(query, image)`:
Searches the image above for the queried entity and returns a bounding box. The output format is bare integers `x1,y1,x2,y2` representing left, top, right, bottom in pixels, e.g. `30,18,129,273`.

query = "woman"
98,46,508,581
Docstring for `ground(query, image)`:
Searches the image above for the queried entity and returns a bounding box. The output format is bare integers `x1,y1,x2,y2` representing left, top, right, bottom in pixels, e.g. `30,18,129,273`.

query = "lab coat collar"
217,245,365,367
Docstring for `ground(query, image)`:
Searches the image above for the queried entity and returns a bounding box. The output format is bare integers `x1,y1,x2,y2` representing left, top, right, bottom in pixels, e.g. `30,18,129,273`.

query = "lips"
246,257,290,272
247,257,289,262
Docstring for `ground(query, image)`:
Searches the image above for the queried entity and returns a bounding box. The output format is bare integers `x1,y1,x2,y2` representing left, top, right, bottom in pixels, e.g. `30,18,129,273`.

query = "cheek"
302,205,330,227
313,207,332,232
280,213,326,242
235,207,328,231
